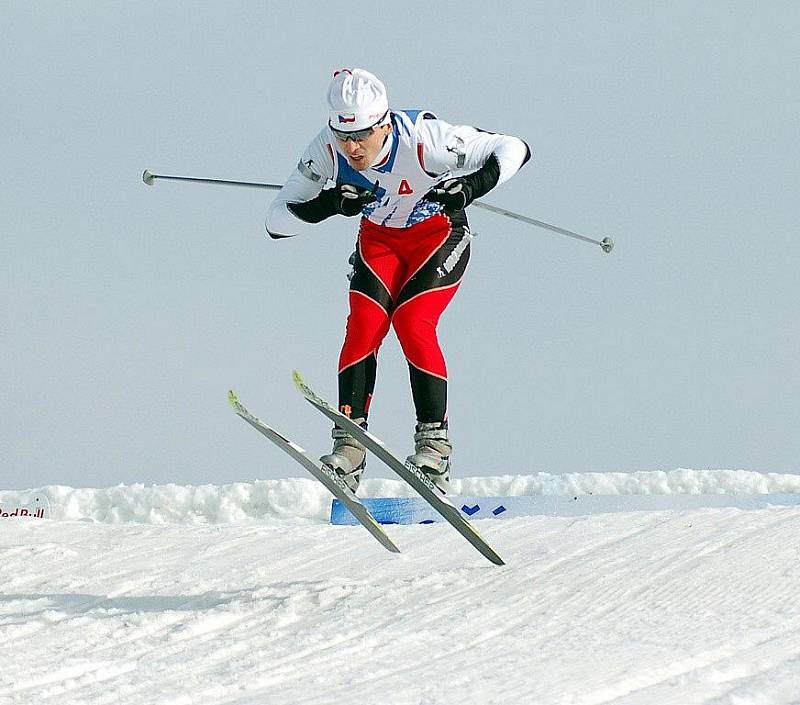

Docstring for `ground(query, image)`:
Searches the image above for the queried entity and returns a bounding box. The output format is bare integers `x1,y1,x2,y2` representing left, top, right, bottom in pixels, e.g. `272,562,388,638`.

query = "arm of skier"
265,167,326,239
265,130,379,238
420,119,531,211
265,130,338,239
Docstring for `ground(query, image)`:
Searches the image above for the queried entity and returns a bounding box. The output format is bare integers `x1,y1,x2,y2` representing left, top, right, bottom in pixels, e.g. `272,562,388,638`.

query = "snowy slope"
3,475,800,704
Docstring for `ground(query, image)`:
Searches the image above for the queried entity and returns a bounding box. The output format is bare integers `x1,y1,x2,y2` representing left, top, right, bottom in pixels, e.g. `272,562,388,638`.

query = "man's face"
336,124,392,171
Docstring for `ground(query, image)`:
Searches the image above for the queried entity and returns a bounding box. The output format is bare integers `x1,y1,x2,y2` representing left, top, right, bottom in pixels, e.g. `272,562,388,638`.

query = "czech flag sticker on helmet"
328,68,389,133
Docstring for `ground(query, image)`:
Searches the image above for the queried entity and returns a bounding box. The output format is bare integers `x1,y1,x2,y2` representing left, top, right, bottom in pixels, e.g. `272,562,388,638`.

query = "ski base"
228,390,400,555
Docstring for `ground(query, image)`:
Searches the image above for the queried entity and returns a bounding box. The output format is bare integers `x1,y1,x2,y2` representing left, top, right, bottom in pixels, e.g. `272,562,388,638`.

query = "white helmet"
327,68,389,133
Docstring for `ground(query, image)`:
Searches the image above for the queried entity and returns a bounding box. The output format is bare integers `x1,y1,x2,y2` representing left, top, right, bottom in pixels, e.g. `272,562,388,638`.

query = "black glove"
288,181,379,223
425,178,474,212
425,154,501,213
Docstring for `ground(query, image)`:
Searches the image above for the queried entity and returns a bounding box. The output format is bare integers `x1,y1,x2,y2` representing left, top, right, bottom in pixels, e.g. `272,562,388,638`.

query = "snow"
4,468,800,525
3,471,800,704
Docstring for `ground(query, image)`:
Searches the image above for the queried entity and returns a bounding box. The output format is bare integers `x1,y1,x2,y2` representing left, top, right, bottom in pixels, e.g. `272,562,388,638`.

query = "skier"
266,68,530,494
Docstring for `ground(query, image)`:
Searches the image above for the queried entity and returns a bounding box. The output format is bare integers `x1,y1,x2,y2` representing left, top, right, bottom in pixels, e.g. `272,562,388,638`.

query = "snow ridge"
3,468,800,526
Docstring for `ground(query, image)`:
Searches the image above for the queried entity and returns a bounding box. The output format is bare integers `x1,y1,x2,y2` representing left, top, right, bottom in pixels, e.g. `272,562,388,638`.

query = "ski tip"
292,370,322,407
228,389,240,407
292,370,312,399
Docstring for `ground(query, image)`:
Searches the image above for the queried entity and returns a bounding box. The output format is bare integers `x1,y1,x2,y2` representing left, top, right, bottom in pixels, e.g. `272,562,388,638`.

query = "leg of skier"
392,211,471,494
321,224,404,492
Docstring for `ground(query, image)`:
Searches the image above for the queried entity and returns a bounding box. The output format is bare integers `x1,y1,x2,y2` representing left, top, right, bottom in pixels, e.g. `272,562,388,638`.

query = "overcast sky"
2,1,799,490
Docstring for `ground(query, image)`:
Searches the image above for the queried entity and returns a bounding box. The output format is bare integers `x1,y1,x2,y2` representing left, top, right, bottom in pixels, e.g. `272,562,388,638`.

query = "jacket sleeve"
264,129,336,239
417,118,531,188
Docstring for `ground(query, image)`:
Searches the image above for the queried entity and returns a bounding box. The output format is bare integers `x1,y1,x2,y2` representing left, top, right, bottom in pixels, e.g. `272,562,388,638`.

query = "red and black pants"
338,211,471,424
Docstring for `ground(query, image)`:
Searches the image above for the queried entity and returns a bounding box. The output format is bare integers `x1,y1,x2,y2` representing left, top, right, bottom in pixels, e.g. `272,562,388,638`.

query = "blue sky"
2,1,799,489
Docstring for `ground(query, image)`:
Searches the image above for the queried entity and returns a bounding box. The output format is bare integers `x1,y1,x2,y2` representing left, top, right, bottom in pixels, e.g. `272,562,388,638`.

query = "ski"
228,390,400,555
291,371,505,566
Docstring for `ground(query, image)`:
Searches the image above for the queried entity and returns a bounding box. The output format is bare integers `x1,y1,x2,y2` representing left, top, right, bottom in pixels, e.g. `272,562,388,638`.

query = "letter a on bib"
398,179,414,195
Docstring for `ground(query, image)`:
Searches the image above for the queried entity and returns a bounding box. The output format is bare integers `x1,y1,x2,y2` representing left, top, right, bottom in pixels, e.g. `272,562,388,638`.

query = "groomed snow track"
3,503,800,704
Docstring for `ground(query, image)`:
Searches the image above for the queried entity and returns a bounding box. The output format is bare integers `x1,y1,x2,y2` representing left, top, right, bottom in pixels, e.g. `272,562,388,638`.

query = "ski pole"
470,201,613,253
142,169,281,191
142,169,614,253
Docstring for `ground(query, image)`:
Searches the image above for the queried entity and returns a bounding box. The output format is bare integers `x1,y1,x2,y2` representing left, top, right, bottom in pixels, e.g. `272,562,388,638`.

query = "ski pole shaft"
471,200,614,253
142,170,282,190
142,169,614,253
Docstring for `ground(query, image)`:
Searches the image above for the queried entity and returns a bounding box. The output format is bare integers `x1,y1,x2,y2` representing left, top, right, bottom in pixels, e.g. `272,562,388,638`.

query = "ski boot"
320,418,367,493
406,421,451,495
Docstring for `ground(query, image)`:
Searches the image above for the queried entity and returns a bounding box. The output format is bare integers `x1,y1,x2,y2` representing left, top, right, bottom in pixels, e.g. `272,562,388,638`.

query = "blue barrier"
330,494,800,525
